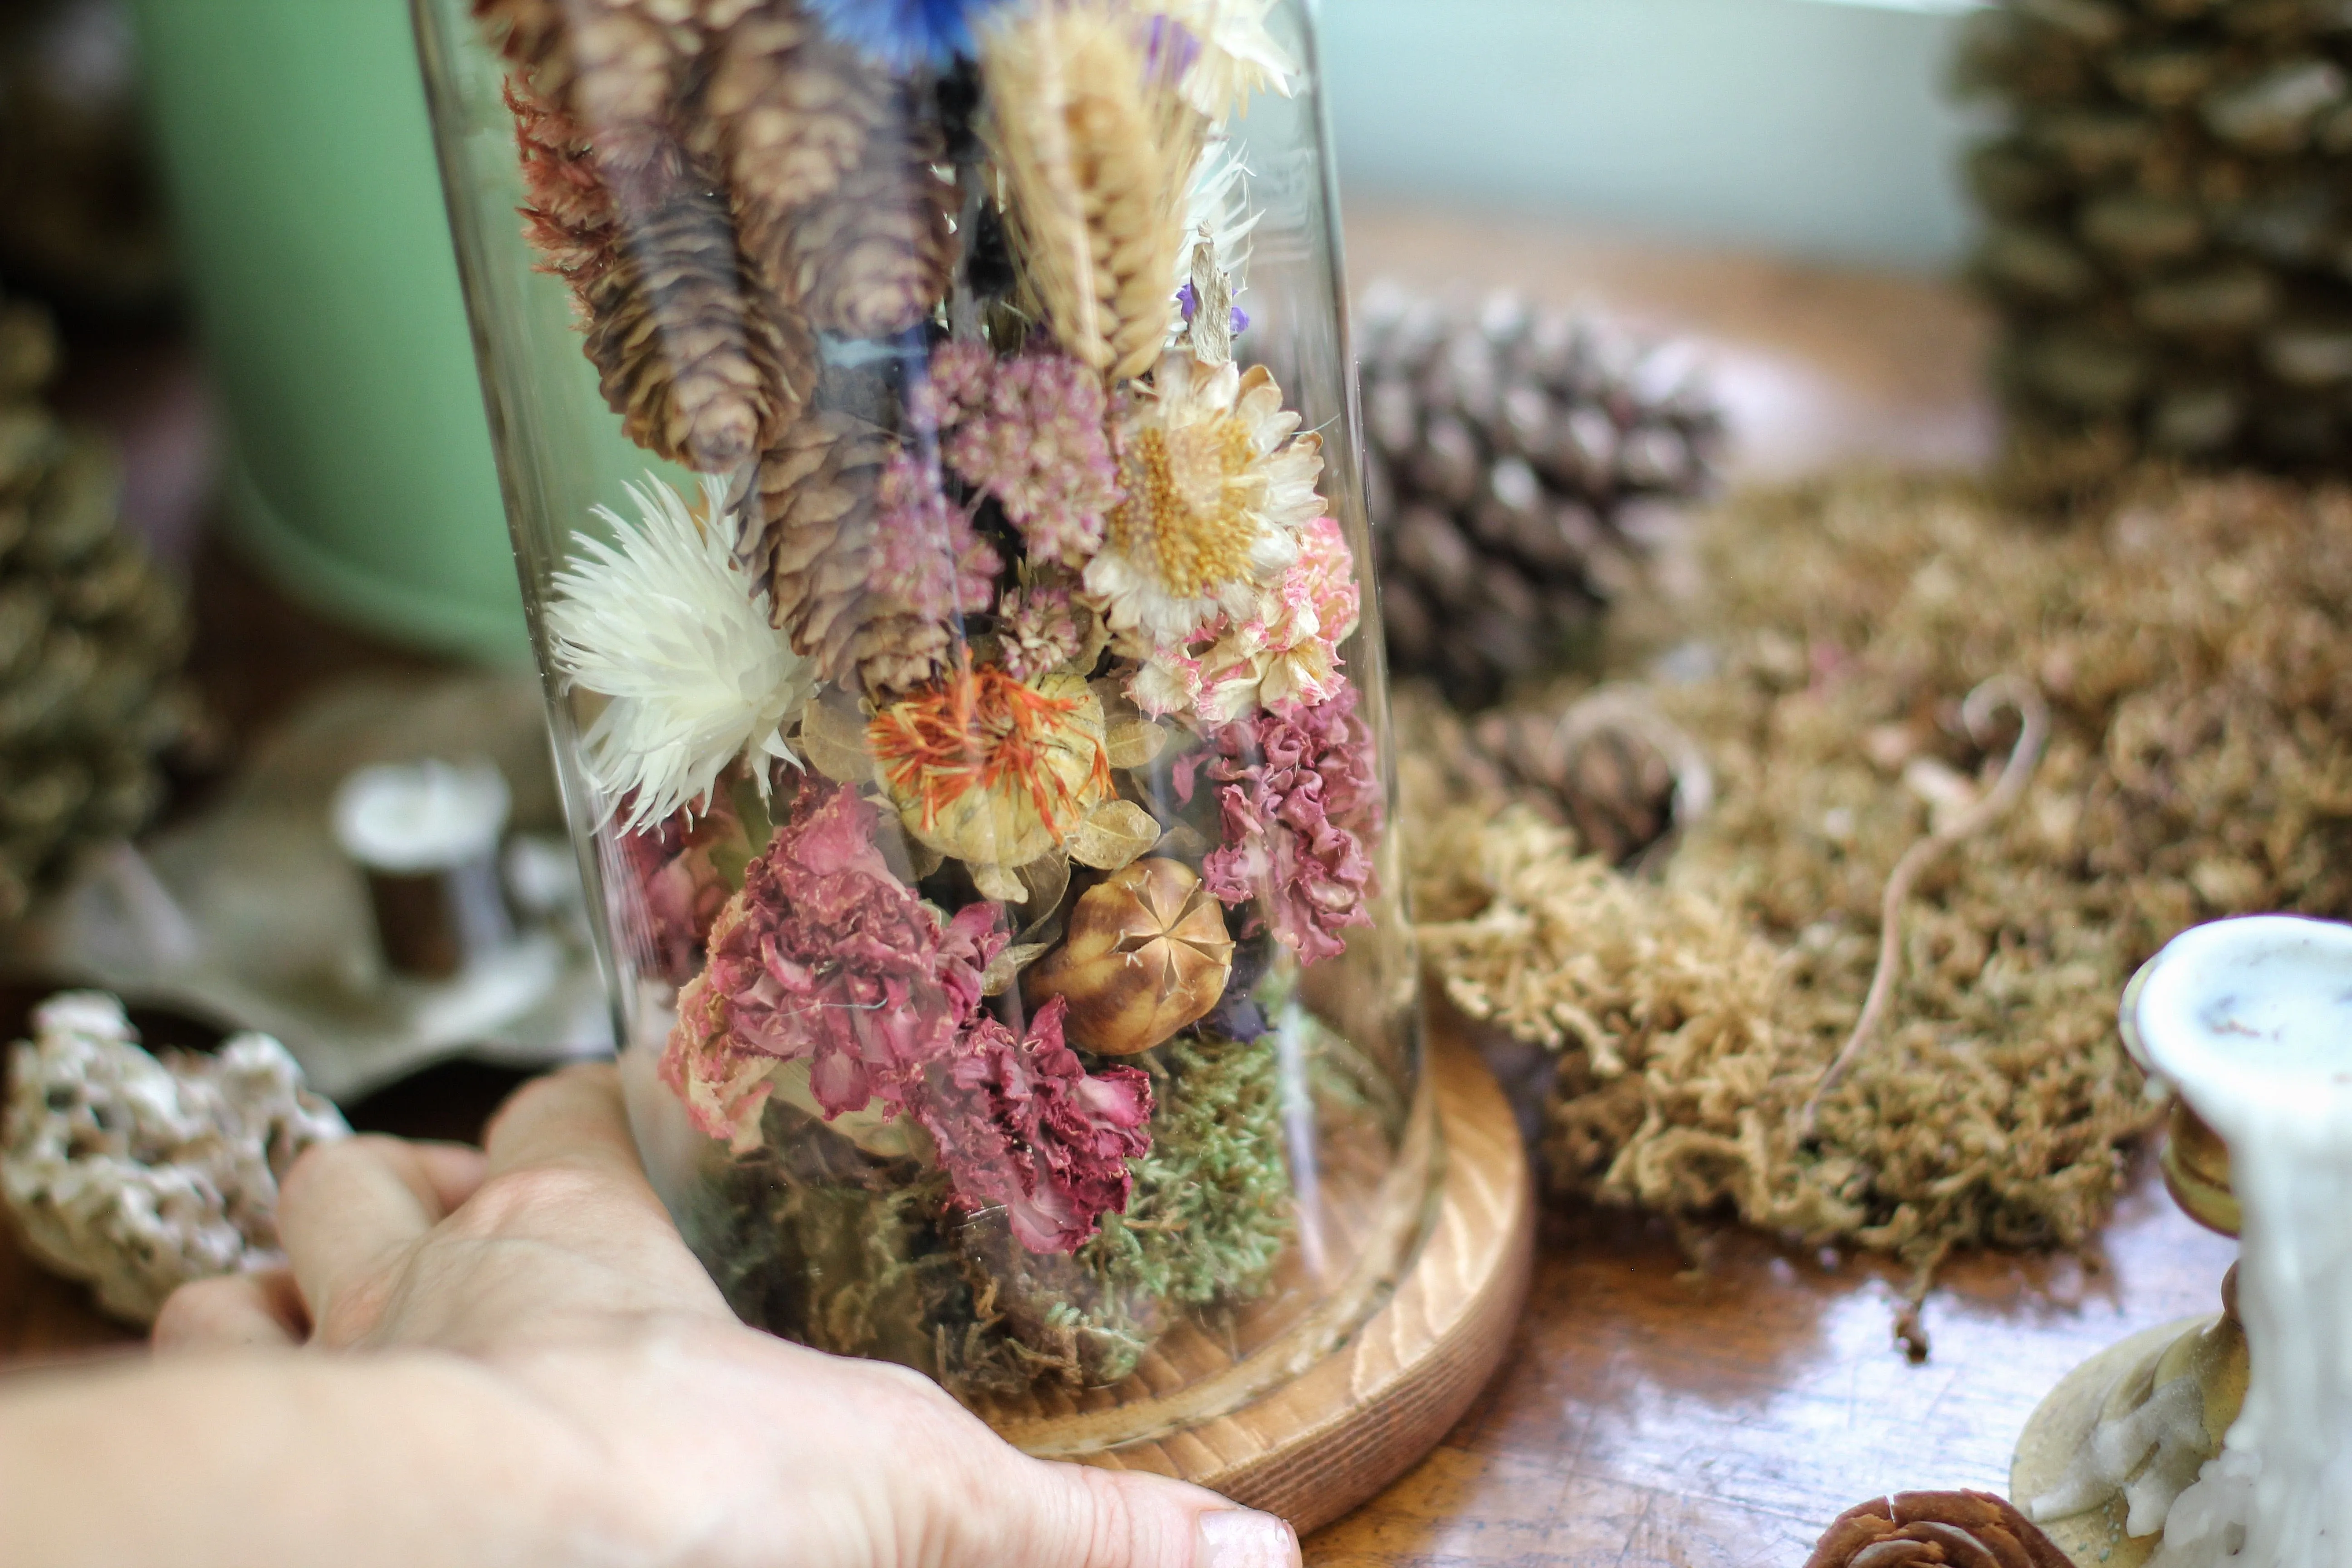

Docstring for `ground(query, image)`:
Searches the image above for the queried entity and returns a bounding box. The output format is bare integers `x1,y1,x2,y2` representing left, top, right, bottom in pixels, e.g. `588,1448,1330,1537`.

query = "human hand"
154,1064,1300,1568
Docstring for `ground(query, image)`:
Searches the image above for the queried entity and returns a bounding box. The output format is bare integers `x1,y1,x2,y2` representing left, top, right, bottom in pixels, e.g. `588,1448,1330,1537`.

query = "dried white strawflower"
1,991,349,1324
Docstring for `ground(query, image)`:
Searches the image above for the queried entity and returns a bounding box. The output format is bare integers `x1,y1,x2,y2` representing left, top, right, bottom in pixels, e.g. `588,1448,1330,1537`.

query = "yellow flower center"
1110,416,1265,597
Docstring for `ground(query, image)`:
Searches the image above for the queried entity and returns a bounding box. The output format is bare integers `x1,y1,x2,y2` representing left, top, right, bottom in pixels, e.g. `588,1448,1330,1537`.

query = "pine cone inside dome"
1960,0,2352,473
1361,284,1724,708
696,5,895,236
474,0,701,177
1804,1491,2072,1568
0,294,190,923
764,137,959,340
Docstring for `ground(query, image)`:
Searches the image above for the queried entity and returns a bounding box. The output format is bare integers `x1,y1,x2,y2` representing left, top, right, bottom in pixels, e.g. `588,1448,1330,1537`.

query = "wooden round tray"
1023,1023,1536,1535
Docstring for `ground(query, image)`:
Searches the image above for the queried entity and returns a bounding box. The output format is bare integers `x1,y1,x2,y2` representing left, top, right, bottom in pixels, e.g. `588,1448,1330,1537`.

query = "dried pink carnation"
1129,515,1361,726
661,780,1005,1144
916,340,1122,568
873,451,1002,624
916,996,1153,1254
996,583,1085,681
608,787,748,986
1183,685,1384,966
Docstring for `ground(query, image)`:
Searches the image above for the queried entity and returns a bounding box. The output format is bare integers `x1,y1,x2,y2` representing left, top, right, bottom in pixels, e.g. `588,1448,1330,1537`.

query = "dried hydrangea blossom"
1132,512,1360,726
916,996,1152,1254
996,582,1087,681
872,451,1002,624
1085,352,1324,645
662,781,1004,1146
1186,685,1383,965
913,340,1122,568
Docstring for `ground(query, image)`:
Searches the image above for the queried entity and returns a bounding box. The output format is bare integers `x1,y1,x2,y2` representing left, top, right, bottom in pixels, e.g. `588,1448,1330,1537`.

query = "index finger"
481,1061,651,1185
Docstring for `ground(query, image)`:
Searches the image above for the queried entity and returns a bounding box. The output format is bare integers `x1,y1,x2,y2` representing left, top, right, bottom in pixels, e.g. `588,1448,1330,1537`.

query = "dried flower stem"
1797,674,2052,1139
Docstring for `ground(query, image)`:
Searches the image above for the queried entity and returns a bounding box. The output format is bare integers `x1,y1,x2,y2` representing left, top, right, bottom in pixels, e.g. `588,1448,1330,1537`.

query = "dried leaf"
981,941,1053,997
799,696,874,783
972,860,1027,902
1016,850,1071,922
1153,823,1211,861
1069,799,1162,871
1106,719,1169,770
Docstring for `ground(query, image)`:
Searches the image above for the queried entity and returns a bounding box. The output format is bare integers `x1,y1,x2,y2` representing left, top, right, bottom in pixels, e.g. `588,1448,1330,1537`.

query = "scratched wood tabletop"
2,209,2238,1564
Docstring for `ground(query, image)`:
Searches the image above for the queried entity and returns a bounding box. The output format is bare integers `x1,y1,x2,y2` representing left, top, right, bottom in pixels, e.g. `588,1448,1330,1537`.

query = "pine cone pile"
1360,284,1724,709
1960,0,2352,469
0,294,191,922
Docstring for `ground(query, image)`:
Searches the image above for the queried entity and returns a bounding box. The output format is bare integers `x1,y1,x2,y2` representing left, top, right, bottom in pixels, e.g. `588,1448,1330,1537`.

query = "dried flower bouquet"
472,0,1388,1392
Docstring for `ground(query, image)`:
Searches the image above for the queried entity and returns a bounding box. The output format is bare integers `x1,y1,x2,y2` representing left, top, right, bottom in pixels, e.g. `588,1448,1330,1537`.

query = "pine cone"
0,295,189,923
473,0,699,177
746,410,953,695
696,5,894,233
1961,0,2352,471
766,138,958,340
1361,285,1723,708
1805,1492,2071,1568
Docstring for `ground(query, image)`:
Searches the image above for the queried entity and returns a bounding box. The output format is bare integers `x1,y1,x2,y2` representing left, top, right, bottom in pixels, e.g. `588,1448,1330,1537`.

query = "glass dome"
413,0,1429,1448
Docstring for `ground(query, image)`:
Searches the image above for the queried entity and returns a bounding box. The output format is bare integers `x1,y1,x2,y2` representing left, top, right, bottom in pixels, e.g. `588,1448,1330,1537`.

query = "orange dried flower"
869,662,1113,868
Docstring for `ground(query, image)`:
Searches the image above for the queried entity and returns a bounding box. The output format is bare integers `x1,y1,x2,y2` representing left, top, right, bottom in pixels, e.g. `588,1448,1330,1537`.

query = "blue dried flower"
805,0,1017,73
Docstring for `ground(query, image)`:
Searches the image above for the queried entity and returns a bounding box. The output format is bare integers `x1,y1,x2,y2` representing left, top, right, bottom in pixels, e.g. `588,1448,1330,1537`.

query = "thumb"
964,1454,1301,1568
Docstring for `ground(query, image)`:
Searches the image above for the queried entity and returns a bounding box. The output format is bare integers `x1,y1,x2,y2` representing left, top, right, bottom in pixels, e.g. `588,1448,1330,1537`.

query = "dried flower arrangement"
469,0,1391,1393
1404,467,2352,1303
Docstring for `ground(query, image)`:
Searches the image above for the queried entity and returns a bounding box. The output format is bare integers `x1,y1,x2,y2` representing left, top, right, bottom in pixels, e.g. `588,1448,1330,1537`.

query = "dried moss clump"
1411,468,2352,1279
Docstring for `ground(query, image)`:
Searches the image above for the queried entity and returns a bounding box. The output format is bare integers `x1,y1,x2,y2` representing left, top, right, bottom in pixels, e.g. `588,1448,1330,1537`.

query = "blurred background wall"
1322,0,1986,270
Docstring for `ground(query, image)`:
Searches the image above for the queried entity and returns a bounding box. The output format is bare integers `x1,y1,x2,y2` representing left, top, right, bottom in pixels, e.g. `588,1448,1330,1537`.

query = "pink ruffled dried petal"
608,786,748,986
915,996,1153,1253
658,780,1006,1139
1186,686,1384,965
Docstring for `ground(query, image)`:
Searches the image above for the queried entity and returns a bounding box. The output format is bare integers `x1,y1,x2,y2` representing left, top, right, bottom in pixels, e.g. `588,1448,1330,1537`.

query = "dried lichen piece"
0,991,349,1324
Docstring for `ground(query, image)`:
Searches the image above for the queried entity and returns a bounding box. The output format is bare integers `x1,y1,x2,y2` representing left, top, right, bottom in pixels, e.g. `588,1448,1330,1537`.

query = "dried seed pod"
1025,858,1235,1056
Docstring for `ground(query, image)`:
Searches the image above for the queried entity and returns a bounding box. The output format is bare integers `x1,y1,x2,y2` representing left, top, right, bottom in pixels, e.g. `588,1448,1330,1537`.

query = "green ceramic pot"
127,0,528,663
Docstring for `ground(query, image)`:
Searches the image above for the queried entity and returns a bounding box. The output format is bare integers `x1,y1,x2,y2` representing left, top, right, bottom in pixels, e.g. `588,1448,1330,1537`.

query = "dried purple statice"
996,582,1086,681
915,996,1153,1254
1185,685,1384,965
662,779,1004,1144
872,451,1002,625
915,340,1122,568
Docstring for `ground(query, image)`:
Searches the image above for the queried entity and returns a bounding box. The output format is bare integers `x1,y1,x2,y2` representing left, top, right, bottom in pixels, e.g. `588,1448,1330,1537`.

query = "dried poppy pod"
1026,858,1235,1056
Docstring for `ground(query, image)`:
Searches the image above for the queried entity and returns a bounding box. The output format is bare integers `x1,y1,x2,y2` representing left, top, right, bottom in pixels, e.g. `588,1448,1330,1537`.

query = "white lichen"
1,991,349,1324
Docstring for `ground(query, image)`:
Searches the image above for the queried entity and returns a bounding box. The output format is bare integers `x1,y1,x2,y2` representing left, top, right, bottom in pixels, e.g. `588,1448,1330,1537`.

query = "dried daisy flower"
1132,511,1358,725
914,341,1123,568
869,662,1114,868
1186,686,1383,965
548,474,812,836
981,0,1207,381
662,780,1004,1146
997,582,1087,681
1085,352,1326,646
871,451,1003,624
1155,0,1298,119
915,995,1154,1254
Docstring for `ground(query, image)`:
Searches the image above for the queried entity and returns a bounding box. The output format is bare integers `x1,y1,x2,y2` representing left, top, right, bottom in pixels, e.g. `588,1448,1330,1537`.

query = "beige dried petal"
981,941,1054,997
1105,719,1169,770
973,860,1028,902
798,695,874,782
1068,799,1163,872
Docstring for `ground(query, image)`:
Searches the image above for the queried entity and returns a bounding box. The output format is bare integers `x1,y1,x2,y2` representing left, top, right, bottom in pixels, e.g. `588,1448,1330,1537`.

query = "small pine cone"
1439,686,1708,868
697,5,894,228
1804,1492,2070,1568
474,0,699,178
581,188,796,470
764,140,958,339
748,411,916,693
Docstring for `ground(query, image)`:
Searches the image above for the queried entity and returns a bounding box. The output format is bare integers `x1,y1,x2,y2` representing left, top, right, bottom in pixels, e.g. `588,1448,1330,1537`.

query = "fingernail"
1196,1508,1300,1568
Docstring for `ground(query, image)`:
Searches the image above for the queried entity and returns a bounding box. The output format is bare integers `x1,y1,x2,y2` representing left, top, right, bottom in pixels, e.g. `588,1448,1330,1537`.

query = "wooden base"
1029,1024,1536,1535
2011,1317,2214,1568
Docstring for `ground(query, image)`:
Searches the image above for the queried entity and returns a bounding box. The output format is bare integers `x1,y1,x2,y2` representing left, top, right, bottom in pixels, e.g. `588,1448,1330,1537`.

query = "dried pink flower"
661,780,1005,1144
873,451,1002,625
996,583,1086,681
1128,514,1361,726
1184,685,1384,965
915,996,1153,1253
608,786,749,986
916,340,1122,568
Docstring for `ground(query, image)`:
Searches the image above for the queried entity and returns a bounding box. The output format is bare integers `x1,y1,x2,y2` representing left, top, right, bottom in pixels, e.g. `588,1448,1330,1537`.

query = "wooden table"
3,211,2235,1564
